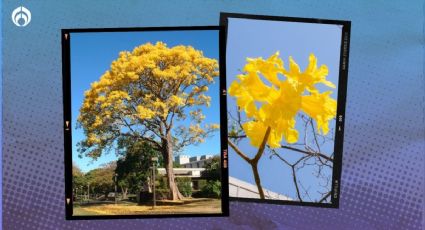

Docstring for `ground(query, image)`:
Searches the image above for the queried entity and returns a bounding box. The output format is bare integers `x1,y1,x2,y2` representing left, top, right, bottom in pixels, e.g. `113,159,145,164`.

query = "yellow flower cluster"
169,95,185,107
78,42,219,138
136,105,156,119
228,52,337,148
189,110,206,122
188,124,206,143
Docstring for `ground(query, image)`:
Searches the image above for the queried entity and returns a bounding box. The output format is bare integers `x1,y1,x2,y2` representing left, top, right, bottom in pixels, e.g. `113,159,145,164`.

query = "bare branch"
249,127,271,199
228,138,250,163
318,191,331,203
253,127,271,163
228,134,247,139
228,127,271,200
280,145,333,162
309,119,321,153
291,166,302,202
270,149,304,202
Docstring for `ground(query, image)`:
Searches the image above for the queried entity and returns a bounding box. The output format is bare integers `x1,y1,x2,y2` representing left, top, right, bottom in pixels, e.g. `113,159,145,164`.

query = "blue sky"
70,30,220,173
227,18,342,202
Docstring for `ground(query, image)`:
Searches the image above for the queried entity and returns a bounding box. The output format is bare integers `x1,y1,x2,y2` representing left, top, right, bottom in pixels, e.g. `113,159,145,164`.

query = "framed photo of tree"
221,13,350,207
62,26,229,219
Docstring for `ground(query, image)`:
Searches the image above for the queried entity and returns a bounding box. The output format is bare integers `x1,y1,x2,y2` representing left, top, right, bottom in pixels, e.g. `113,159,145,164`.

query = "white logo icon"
11,6,31,27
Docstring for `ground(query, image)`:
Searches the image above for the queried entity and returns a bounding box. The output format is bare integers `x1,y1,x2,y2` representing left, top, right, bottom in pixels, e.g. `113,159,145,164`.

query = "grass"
73,198,221,216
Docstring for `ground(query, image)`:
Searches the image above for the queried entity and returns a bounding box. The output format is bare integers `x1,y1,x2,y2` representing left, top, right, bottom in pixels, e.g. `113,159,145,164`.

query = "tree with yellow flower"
228,52,336,201
77,42,219,200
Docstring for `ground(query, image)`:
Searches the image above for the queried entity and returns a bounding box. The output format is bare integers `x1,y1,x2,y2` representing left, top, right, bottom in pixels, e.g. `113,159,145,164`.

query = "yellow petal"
301,91,337,134
288,56,301,76
242,121,268,148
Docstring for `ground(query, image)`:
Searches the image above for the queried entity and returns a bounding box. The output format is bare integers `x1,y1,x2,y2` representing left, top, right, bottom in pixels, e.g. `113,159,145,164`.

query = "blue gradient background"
2,1,424,230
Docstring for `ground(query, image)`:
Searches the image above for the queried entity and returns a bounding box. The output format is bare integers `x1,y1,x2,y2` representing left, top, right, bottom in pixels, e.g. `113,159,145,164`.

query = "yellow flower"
187,97,195,105
283,54,335,93
87,133,100,145
301,91,337,134
91,116,104,128
169,95,185,107
189,124,205,135
242,121,268,147
136,105,156,119
229,52,337,148
210,123,220,129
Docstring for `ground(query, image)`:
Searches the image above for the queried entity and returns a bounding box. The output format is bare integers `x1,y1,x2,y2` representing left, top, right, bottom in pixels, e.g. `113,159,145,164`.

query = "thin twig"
228,135,247,139
280,145,333,162
291,166,302,202
310,119,321,153
318,191,331,203
270,149,305,202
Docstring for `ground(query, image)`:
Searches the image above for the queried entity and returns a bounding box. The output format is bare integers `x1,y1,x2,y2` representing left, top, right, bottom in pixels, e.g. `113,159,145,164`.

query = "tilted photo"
62,27,228,219
221,13,350,207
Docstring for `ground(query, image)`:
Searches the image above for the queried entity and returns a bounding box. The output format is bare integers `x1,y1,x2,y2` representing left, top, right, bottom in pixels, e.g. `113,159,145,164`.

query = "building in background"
175,154,215,168
229,176,292,200
157,154,218,191
166,154,291,200
157,168,205,178
174,155,190,165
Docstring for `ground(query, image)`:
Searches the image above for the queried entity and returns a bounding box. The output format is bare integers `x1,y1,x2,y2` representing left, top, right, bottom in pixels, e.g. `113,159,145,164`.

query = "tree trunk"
121,185,128,199
162,131,184,200
251,161,265,199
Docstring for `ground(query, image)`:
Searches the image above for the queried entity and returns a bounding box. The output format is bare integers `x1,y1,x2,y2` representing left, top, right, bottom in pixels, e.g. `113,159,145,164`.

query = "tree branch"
251,161,265,200
318,191,331,203
310,119,321,153
253,127,271,163
228,134,247,139
280,145,333,162
291,166,302,202
228,127,271,200
270,149,303,202
228,138,251,163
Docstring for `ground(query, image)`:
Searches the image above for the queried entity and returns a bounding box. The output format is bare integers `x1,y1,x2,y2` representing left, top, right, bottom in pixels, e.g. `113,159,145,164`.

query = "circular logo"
11,6,31,27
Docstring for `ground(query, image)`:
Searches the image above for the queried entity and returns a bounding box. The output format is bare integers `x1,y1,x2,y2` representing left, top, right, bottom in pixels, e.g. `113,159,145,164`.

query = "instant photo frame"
221,13,350,208
62,26,229,220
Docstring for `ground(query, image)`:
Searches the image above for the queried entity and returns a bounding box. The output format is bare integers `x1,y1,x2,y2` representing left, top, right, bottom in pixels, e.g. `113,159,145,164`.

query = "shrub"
176,177,192,197
197,179,207,190
201,156,221,181
157,176,168,189
193,180,221,198
155,189,169,200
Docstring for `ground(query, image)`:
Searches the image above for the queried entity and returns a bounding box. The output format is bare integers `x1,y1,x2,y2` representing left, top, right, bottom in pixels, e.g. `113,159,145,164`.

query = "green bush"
155,177,221,199
176,177,192,197
201,156,221,181
158,176,168,189
193,180,221,198
154,176,193,198
155,189,169,200
197,179,207,190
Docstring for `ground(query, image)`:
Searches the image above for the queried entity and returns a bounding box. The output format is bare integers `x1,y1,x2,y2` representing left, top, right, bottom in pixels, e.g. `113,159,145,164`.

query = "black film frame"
220,12,351,208
62,26,229,220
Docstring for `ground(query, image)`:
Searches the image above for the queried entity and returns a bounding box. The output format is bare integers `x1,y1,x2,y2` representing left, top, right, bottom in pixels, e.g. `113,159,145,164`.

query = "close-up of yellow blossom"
228,52,337,148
